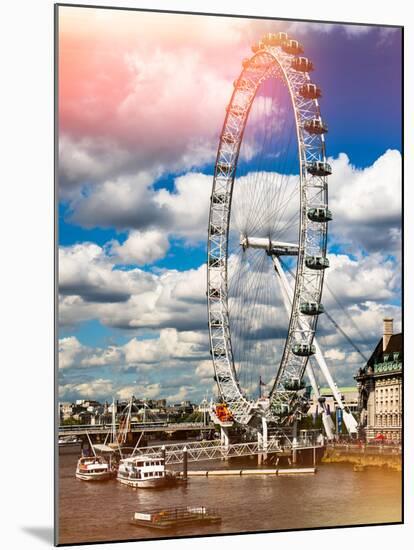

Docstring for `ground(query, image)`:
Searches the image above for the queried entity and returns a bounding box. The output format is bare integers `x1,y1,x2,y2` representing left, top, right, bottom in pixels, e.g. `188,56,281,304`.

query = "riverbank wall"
322,445,401,471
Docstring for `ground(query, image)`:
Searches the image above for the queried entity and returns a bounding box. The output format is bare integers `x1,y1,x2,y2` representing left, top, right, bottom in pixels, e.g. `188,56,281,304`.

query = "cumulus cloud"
166,386,191,403
58,329,211,402
59,329,209,371
58,7,397,203
123,329,208,366
59,336,85,369
58,336,123,370
58,8,249,195
329,149,402,253
67,172,212,247
63,149,401,264
59,241,207,330
116,383,161,401
59,378,114,399
324,252,399,306
59,242,156,303
68,172,171,231
110,229,170,265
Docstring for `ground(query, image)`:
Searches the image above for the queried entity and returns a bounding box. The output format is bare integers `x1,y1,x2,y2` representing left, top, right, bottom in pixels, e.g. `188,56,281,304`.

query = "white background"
0,0,412,548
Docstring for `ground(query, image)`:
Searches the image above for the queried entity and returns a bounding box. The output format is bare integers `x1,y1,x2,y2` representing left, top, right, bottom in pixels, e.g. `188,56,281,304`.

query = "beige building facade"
355,318,402,442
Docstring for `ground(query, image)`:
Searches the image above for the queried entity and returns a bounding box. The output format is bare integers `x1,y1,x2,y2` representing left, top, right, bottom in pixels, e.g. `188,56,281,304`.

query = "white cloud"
59,336,85,369
59,378,114,399
155,173,212,242
116,383,161,401
59,242,207,331
166,386,190,403
110,229,170,265
123,329,207,365
324,348,346,361
68,172,169,231
58,336,123,369
195,360,214,380
324,253,399,305
59,329,209,375
329,149,401,252
64,149,401,261
59,242,157,305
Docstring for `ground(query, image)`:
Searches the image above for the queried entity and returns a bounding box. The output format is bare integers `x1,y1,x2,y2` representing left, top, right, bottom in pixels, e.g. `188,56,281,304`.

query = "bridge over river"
58,421,215,437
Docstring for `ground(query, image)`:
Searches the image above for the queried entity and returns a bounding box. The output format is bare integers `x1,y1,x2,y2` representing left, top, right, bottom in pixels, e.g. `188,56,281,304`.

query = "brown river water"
58,453,402,545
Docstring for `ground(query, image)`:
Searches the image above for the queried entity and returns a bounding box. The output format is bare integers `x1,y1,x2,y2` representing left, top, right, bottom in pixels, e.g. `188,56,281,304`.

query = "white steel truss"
132,437,321,465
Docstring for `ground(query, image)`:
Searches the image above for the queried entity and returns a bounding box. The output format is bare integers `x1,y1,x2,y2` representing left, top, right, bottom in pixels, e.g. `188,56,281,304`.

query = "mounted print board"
55,3,403,546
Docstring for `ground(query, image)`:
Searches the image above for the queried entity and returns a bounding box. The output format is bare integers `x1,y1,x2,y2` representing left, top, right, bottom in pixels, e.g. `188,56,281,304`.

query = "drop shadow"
21,526,54,545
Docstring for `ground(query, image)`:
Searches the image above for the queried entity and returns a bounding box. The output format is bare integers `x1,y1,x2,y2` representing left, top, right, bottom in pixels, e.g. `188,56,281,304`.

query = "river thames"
58,453,402,545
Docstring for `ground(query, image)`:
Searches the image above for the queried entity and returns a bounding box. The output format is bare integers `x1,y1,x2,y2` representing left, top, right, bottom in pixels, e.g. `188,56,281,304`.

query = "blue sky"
58,8,402,404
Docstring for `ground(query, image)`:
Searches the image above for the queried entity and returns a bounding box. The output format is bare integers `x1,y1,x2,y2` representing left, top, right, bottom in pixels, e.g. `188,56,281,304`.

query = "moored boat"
75,456,115,481
117,455,177,488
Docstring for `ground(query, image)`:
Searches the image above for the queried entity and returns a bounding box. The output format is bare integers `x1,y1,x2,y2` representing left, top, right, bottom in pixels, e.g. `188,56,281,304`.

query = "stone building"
355,318,402,442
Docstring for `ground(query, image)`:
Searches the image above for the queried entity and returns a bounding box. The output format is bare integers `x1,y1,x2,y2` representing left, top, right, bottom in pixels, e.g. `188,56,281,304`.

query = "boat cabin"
118,456,165,481
77,457,110,474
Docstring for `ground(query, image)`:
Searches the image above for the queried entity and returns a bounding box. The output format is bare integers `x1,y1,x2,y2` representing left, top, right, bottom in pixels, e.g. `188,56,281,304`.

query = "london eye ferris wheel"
207,32,335,428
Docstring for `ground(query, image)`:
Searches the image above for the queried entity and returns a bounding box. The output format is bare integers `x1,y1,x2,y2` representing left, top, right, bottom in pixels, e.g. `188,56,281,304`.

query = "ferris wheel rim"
207,34,330,425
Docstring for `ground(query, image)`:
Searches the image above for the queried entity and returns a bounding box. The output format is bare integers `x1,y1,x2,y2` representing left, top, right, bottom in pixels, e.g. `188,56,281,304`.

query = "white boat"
75,456,115,481
117,455,176,488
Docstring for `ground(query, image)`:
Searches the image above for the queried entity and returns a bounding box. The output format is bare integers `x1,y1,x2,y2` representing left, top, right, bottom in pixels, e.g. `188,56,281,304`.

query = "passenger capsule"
303,118,328,135
299,302,325,315
282,39,304,55
292,343,316,357
291,56,314,72
299,83,322,99
307,207,333,223
210,318,222,327
284,377,306,391
306,161,332,176
305,256,330,270
261,32,289,46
